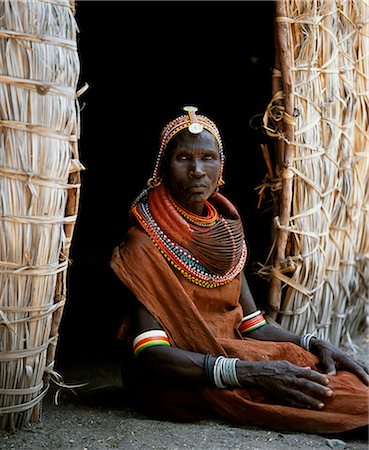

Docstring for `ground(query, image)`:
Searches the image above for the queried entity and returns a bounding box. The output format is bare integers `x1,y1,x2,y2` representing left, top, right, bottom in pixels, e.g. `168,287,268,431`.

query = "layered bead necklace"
131,185,247,288
168,194,219,228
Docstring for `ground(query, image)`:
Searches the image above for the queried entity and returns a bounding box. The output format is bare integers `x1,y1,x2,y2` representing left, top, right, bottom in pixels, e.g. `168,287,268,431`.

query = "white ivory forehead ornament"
183,105,204,135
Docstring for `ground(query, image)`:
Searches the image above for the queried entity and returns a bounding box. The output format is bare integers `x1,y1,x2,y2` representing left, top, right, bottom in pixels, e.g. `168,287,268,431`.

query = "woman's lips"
186,184,207,191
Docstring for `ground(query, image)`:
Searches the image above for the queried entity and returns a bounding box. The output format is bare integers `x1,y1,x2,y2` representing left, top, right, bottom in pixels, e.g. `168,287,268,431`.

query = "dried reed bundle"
260,0,369,346
0,0,82,430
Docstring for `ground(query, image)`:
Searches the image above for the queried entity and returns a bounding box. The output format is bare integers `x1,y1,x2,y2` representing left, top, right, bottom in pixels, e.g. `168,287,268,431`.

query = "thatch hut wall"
261,0,369,346
0,0,82,430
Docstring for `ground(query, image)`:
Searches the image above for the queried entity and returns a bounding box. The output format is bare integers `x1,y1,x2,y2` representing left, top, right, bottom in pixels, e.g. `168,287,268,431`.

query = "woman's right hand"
236,360,333,410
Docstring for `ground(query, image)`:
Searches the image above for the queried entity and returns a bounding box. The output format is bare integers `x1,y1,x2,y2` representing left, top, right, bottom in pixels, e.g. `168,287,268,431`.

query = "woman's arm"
133,303,209,383
132,303,333,409
238,271,301,344
239,271,369,384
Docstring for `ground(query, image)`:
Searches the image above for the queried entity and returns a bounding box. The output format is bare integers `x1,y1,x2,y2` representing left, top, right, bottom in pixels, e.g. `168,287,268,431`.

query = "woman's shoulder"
111,225,156,276
117,225,153,253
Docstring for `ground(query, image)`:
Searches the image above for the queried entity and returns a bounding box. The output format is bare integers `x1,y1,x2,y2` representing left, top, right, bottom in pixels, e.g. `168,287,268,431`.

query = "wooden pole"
266,0,296,318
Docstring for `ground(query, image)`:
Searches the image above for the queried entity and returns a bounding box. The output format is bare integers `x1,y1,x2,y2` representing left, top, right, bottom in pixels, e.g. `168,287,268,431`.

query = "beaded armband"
239,310,267,335
133,330,170,358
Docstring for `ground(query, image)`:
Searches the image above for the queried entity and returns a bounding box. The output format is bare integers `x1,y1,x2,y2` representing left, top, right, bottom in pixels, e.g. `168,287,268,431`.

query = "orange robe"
111,226,369,433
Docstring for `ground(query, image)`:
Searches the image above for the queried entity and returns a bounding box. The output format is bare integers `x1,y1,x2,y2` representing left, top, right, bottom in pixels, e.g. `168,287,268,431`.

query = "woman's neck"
183,201,205,216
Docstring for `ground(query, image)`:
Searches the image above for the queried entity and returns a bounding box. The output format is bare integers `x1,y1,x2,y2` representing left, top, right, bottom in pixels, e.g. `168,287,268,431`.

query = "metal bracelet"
213,356,228,389
212,356,242,388
221,357,242,387
300,333,317,352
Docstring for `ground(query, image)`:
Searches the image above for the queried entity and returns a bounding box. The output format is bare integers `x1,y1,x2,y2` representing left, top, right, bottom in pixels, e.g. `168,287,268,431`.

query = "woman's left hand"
310,338,369,385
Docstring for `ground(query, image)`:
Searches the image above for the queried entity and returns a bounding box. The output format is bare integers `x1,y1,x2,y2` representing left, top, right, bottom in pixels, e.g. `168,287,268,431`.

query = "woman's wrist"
204,355,243,388
299,333,318,352
235,360,266,387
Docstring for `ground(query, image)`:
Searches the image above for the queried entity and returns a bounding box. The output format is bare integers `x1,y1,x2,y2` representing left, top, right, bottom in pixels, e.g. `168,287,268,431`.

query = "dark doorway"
57,1,276,367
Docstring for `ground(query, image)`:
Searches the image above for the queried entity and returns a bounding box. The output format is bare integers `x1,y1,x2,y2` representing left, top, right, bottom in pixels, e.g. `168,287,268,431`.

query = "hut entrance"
57,1,276,367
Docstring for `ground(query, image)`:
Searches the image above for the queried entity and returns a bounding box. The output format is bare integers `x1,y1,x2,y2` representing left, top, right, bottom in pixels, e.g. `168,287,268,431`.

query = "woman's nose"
189,160,205,177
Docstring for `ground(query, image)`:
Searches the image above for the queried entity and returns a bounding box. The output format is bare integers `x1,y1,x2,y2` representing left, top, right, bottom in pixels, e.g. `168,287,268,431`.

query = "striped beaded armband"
133,330,170,358
239,310,267,335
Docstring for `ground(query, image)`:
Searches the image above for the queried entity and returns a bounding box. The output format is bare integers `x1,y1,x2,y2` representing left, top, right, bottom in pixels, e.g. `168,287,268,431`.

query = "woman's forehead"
174,129,219,150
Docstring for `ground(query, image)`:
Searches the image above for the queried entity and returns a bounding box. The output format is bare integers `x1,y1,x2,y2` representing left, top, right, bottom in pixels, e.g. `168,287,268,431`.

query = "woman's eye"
177,155,188,160
203,155,214,160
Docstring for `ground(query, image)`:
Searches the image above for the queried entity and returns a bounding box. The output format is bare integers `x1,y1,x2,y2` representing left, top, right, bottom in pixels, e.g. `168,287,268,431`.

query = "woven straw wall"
260,0,369,346
0,0,82,430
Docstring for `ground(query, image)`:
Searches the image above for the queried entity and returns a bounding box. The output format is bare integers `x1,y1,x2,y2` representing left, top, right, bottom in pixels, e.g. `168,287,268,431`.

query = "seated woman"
111,106,368,434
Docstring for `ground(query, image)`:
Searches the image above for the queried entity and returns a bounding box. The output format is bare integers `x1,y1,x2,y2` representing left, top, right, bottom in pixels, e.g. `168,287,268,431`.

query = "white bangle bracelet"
212,356,242,389
300,333,317,352
213,356,228,389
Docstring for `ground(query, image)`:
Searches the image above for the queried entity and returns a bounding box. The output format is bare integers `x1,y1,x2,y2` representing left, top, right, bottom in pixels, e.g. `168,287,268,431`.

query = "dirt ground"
1,336,368,450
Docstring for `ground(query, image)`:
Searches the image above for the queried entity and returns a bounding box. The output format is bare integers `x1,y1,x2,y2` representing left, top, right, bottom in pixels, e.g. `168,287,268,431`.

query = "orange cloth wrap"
111,226,369,433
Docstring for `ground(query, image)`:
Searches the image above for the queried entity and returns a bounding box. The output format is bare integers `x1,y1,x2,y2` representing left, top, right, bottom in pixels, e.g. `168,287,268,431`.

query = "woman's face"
164,129,221,215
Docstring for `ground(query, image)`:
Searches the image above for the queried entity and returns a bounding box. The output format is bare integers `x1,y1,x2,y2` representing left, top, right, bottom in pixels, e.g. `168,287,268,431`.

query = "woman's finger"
287,389,326,410
297,378,334,400
319,352,336,376
297,367,329,386
338,357,369,385
356,359,369,375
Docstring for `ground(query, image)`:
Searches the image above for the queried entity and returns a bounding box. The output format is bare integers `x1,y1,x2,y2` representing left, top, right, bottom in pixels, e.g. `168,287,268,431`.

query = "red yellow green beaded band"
239,310,267,334
133,330,170,358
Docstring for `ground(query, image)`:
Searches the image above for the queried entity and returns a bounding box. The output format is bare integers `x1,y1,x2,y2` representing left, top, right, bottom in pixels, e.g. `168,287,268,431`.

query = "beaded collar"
168,194,219,228
131,184,247,288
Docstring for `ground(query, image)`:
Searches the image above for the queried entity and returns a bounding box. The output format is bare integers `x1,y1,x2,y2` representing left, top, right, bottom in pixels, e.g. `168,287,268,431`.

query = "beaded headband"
148,106,225,187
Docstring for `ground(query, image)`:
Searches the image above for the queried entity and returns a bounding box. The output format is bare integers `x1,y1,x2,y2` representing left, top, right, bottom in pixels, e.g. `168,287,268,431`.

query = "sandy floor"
0,337,368,450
